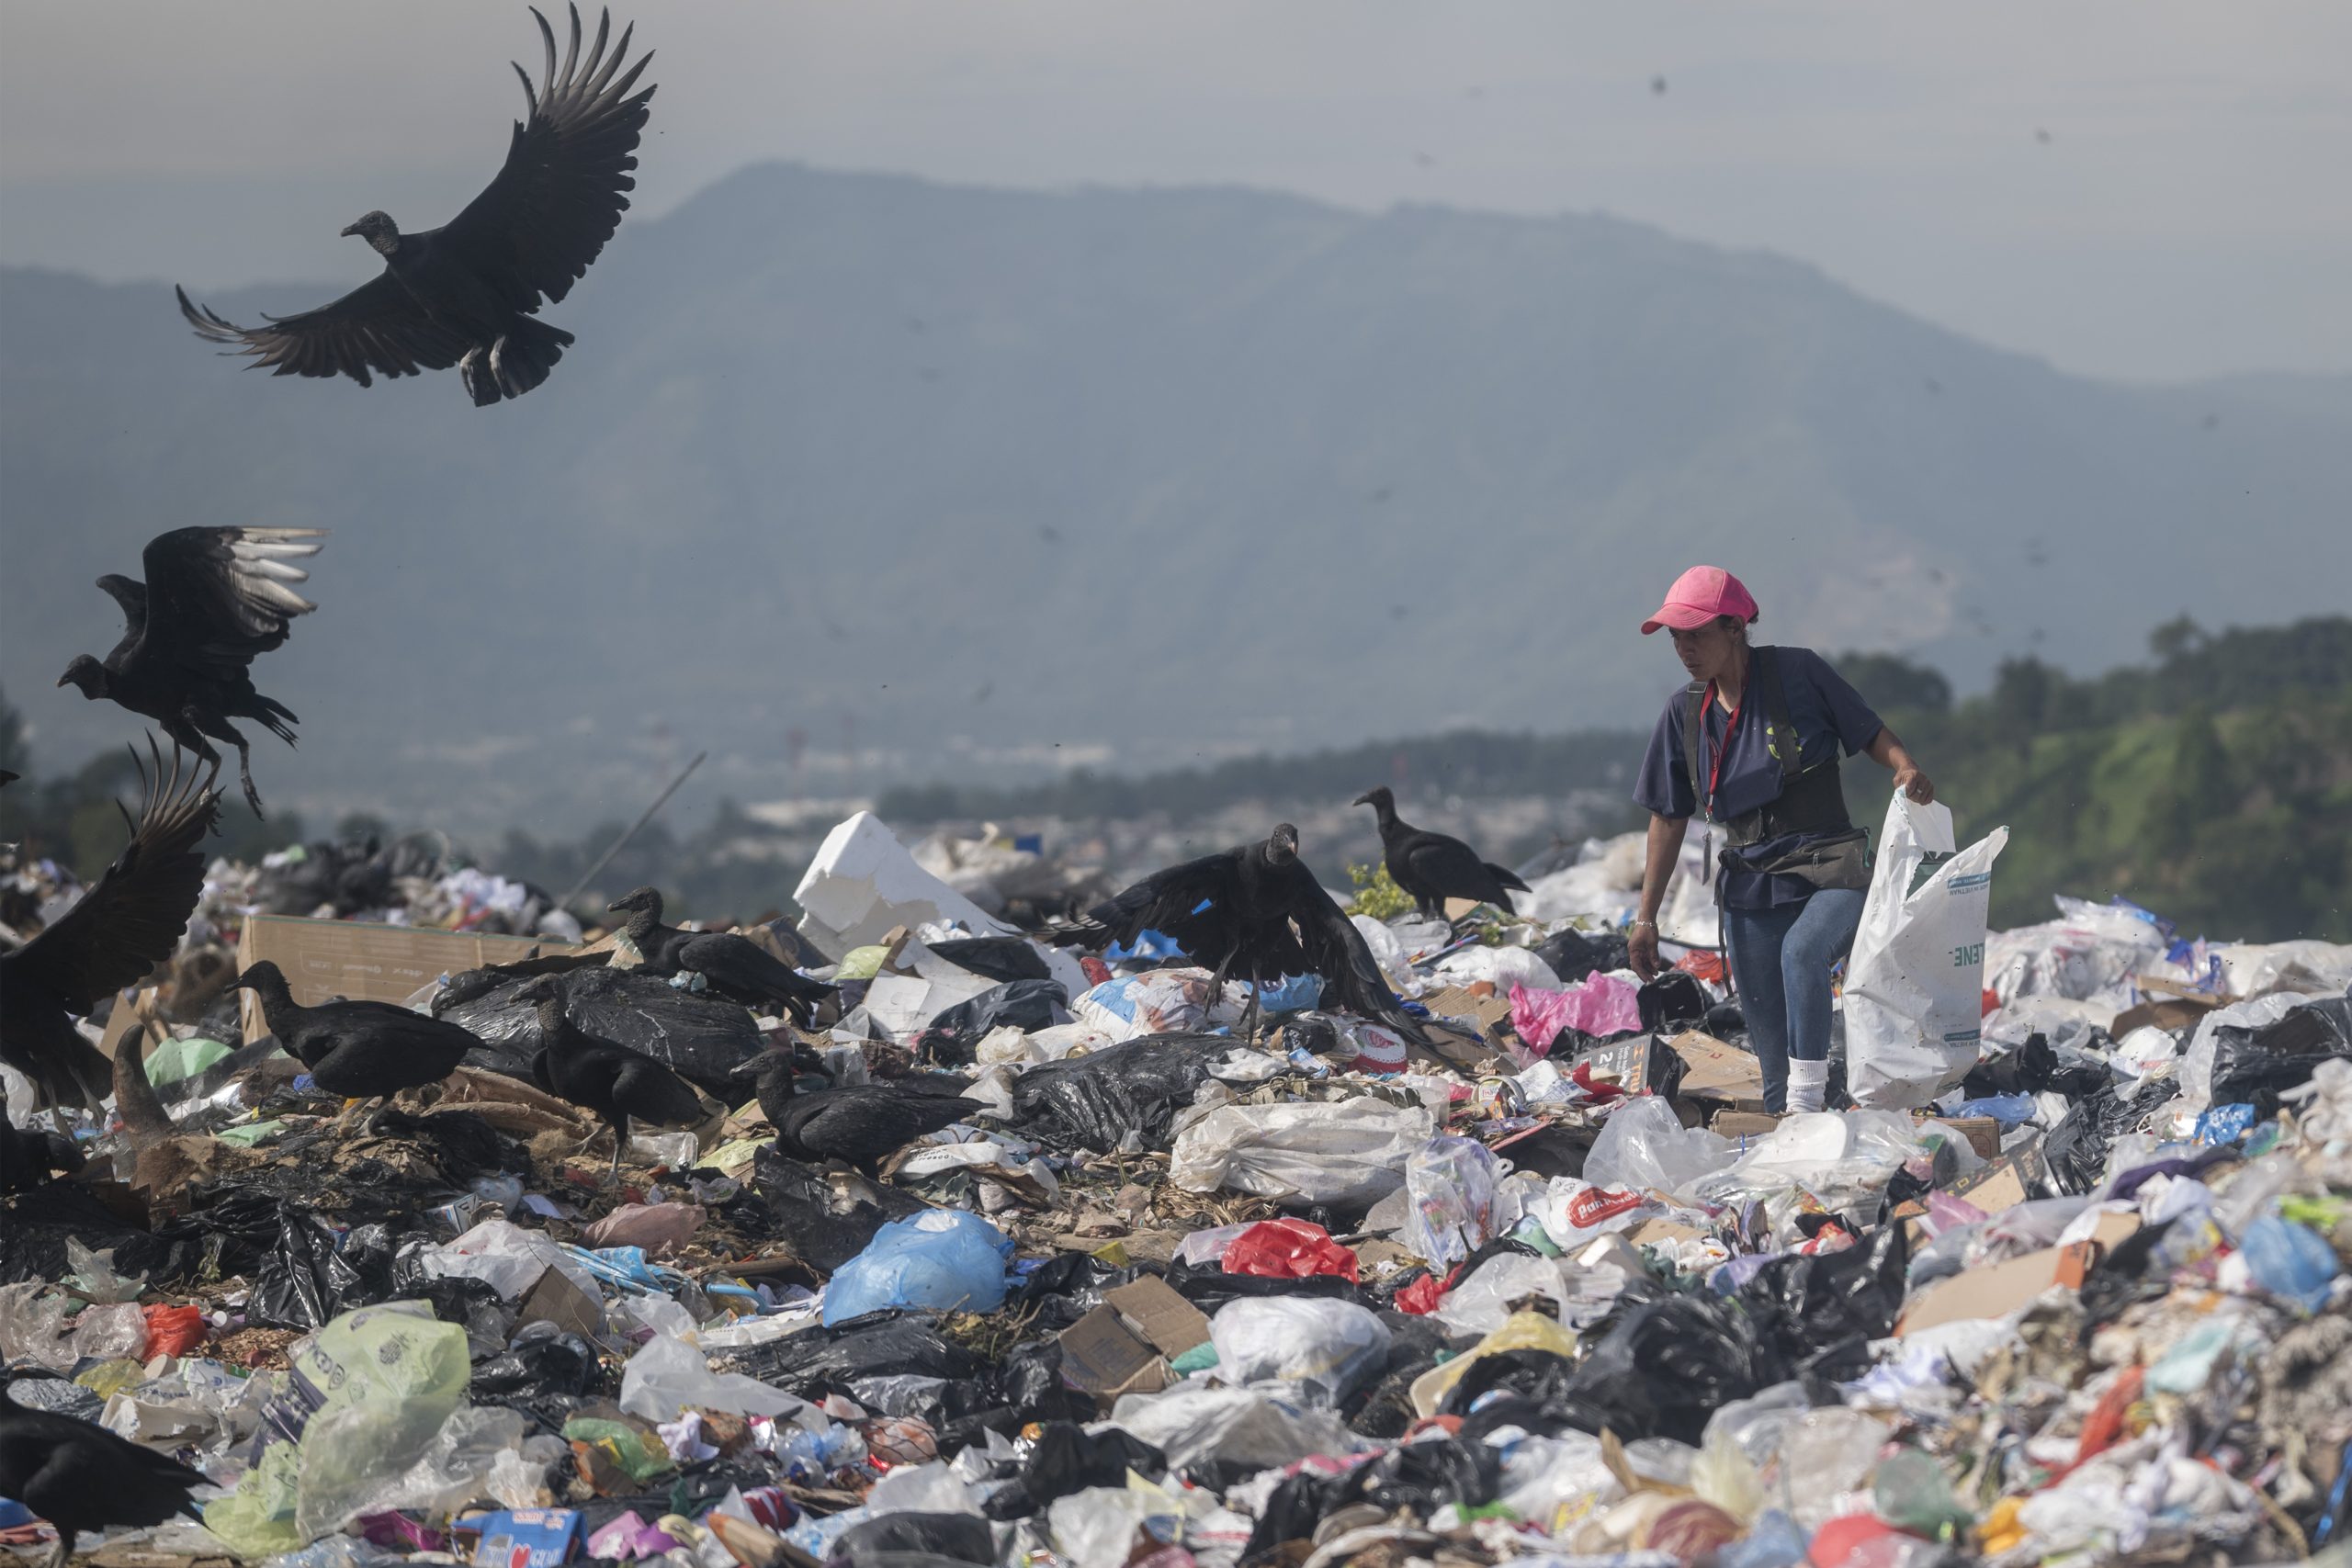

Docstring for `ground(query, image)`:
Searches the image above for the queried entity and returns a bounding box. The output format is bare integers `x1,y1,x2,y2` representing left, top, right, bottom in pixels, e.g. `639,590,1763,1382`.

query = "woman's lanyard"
1698,684,1746,886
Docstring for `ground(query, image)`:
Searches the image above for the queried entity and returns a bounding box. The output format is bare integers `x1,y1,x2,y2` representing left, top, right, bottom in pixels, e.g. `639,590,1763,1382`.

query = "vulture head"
340,210,401,254
1266,823,1301,864
1352,785,1396,816
607,886,663,919
55,655,110,699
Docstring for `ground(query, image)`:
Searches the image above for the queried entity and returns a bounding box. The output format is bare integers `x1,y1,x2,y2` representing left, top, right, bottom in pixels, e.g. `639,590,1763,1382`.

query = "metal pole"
560,750,707,908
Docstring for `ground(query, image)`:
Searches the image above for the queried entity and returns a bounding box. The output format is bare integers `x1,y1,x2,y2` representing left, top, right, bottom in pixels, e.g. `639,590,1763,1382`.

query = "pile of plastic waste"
6,808,2351,1568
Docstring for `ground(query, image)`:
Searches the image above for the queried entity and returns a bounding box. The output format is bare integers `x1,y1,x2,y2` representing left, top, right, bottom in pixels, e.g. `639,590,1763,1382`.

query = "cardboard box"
1920,1114,2002,1163
1057,1303,1169,1402
1710,1110,1782,1143
1894,1212,2139,1337
1667,1031,1766,1108
2111,976,2232,1038
1102,1275,1212,1357
1421,985,1514,1040
1568,1034,1682,1098
234,916,570,1043
1939,1137,2051,1218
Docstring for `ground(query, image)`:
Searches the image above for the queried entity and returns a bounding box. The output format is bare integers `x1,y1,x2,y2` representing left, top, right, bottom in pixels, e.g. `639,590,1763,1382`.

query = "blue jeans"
1722,886,1866,1113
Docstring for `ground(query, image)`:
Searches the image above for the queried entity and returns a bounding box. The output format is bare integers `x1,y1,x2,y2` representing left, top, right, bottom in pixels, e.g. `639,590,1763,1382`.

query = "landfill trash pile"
5,809,2352,1568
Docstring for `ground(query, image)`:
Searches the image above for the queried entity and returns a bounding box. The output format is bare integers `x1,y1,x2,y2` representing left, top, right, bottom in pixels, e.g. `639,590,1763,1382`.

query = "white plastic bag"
1170,1097,1431,1204
1843,793,2008,1108
1206,1297,1391,1405
1581,1094,1735,1199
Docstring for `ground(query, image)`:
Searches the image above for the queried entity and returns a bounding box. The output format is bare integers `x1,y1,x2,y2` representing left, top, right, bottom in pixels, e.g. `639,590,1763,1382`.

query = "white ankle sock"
1786,1056,1829,1113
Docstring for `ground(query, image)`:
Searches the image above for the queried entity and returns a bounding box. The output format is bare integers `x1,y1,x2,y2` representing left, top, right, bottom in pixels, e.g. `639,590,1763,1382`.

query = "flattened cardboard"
515,1264,605,1341
1894,1213,2140,1337
1057,1303,1168,1401
1941,1137,2051,1218
1422,985,1514,1038
1919,1114,2002,1163
1668,1031,1766,1106
235,915,570,1043
1102,1275,1212,1357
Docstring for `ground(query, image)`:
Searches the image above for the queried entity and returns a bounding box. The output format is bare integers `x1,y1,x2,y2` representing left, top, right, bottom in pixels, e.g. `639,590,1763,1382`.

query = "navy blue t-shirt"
1633,646,1884,909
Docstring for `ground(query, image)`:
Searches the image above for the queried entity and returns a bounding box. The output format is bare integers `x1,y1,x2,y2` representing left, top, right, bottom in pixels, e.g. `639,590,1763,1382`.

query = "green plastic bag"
205,1303,470,1552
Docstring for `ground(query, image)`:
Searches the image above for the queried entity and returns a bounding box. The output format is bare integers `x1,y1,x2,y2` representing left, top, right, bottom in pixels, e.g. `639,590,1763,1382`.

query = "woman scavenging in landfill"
1625,565,1936,1114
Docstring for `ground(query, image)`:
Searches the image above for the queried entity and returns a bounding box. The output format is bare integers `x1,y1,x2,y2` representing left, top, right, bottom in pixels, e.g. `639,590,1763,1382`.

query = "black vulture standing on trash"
175,6,655,407
0,1370,211,1568
231,960,481,1133
607,886,835,1023
521,976,705,1182
731,1047,981,1179
1352,785,1532,917
56,526,324,815
0,742,219,1117
1089,823,1425,1043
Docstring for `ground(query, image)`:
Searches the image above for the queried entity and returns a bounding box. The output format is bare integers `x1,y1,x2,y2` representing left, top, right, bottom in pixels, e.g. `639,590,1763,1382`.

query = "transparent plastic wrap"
1170,1096,1433,1206
1207,1296,1391,1405
1401,1136,1509,1266
1582,1095,1736,1199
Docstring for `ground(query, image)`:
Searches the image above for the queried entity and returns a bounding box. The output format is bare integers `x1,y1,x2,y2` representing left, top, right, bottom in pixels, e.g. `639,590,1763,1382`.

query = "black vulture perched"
57,526,324,815
175,6,655,408
1090,823,1423,1042
0,742,220,1116
0,1370,210,1568
231,960,481,1132
521,976,705,1181
731,1048,980,1178
607,886,835,1023
1353,785,1532,917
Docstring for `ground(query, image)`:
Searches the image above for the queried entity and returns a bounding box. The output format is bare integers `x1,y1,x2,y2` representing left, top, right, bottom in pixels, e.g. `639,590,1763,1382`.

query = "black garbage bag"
248,1210,368,1330
926,937,1054,986
2077,1218,2181,1330
917,978,1069,1066
2045,1077,2179,1195
364,1109,526,1182
1704,1001,1747,1041
1010,1034,1223,1151
1161,1255,1368,1313
1,1183,165,1285
1355,1435,1502,1511
471,1322,598,1399
749,1147,930,1271
834,1513,996,1567
2209,997,2352,1117
1638,971,1710,1033
1488,1120,1596,1179
1735,1222,1907,1378
1556,1293,1786,1447
1535,927,1629,986
1963,1032,2111,1100
437,964,763,1093
980,1421,1169,1519
710,1311,984,1399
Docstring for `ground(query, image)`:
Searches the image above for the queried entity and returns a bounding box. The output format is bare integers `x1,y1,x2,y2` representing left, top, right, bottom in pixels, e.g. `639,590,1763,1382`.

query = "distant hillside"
4,163,2348,836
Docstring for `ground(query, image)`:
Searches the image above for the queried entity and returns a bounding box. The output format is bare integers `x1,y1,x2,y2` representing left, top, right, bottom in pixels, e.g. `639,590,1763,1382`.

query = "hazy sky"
4,0,2347,383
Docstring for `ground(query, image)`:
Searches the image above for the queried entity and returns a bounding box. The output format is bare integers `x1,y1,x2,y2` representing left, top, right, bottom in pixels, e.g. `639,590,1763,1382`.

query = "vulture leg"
460,347,502,408
190,709,263,815
44,1530,74,1568
607,1114,629,1184
1241,958,1263,1043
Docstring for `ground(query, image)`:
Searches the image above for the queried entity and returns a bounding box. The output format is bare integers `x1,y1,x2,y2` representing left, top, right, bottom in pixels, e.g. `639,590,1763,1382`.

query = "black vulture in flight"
230,960,481,1132
0,1370,211,1568
175,6,656,407
0,742,220,1117
732,1047,981,1178
1353,785,1531,917
521,976,705,1182
607,886,836,1024
57,526,324,816
1090,823,1423,1042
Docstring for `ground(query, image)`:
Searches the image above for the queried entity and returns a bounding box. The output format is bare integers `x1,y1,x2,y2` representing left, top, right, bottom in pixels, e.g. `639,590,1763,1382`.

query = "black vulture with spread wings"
58,526,324,815
1089,823,1423,1042
1354,785,1532,917
0,743,220,1116
175,6,655,407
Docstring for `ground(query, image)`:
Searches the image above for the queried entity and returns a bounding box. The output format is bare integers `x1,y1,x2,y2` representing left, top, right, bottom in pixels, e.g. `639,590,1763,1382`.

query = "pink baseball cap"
1641,565,1758,635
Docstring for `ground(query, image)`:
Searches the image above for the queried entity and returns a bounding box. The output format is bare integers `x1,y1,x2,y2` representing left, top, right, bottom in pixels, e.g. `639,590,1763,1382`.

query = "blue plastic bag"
2240,1214,2338,1314
822,1211,1013,1325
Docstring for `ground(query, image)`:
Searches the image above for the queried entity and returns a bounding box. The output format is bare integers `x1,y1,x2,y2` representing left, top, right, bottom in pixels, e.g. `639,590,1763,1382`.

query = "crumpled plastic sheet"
1208,1296,1391,1405
1010,1034,1221,1152
1582,1094,1736,1199
1401,1136,1511,1267
1170,1095,1434,1206
1510,975,1643,1056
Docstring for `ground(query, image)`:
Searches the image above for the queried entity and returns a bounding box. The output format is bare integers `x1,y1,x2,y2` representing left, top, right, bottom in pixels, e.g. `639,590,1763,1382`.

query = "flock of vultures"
0,6,1534,1540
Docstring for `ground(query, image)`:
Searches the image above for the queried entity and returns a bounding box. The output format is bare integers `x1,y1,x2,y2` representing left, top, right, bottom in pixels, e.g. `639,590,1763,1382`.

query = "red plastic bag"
1676,950,1726,986
1221,1217,1361,1282
1394,1266,1460,1315
141,1303,207,1358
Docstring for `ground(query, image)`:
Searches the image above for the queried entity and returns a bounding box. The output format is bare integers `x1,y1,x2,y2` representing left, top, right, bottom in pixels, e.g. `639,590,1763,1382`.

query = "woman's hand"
1628,920,1663,981
1893,765,1935,806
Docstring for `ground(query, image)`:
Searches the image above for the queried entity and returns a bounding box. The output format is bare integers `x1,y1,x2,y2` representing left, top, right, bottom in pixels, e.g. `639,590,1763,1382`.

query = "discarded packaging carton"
1918,1113,2002,1162
1422,985,1514,1040
2111,976,2233,1038
792,811,1016,960
515,1265,606,1342
1057,1303,1169,1402
1568,1034,1682,1098
1709,1110,1782,1144
1102,1275,1213,1357
233,915,567,1044
1668,1031,1766,1108
1940,1137,2051,1218
1895,1212,2140,1336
